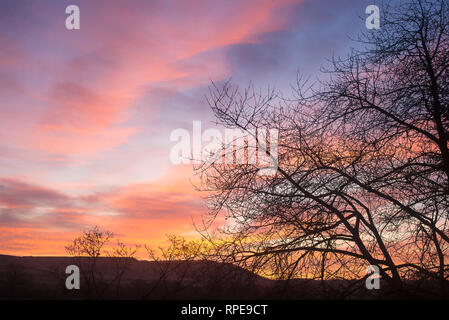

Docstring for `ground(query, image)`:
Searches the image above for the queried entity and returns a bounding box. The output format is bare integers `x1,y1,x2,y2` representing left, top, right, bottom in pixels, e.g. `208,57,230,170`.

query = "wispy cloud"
0,0,371,255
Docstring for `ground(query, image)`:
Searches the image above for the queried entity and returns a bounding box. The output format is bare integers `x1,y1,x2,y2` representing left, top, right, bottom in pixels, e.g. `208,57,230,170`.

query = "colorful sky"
0,0,378,257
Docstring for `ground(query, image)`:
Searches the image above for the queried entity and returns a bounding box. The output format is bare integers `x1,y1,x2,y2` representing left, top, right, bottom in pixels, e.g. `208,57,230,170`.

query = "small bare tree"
142,235,206,299
66,226,139,299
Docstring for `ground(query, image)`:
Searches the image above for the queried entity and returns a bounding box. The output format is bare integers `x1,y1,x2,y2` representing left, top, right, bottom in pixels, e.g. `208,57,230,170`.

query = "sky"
0,0,379,257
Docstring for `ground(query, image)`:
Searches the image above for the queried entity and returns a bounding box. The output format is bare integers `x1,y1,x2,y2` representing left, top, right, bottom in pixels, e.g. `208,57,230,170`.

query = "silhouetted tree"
143,235,207,299
66,226,138,299
196,0,449,298
143,235,261,299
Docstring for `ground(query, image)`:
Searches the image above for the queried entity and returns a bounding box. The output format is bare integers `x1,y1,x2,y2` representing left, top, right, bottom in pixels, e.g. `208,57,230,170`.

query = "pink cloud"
0,167,207,256
0,0,304,256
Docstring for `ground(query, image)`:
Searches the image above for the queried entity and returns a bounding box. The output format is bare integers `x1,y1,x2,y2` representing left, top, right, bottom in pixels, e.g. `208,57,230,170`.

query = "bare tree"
107,240,140,297
142,235,261,299
196,0,449,298
142,235,207,299
66,226,139,299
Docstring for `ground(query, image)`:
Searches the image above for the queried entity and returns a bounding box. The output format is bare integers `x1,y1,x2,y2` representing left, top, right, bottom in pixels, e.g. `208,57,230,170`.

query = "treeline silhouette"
0,227,445,299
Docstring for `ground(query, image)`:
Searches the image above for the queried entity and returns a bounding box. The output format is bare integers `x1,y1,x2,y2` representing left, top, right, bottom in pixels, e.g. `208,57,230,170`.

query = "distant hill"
0,254,438,299
0,254,272,299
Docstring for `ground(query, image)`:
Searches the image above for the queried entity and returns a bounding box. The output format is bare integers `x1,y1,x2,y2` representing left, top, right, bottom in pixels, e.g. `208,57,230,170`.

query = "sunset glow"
0,0,372,257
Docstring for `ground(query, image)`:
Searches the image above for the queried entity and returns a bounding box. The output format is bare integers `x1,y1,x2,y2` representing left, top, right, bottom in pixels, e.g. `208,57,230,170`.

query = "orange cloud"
0,0,303,257
0,166,207,257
